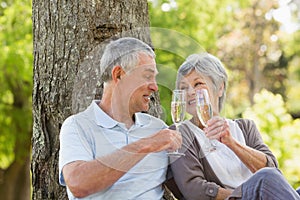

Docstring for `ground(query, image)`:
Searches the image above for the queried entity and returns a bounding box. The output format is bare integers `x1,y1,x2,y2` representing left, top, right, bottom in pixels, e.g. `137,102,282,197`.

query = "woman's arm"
235,119,278,168
170,123,230,200
225,138,267,173
216,188,234,200
205,118,278,173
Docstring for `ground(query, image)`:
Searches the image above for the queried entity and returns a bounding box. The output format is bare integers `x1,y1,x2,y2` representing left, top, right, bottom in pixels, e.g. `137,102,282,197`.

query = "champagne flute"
196,89,217,154
168,89,186,157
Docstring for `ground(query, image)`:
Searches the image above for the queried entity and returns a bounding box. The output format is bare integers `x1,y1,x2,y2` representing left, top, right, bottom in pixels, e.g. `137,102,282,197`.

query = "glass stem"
175,123,179,131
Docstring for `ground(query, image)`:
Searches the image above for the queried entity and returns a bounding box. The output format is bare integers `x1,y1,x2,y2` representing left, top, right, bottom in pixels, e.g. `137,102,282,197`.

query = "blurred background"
0,0,299,194
149,0,300,188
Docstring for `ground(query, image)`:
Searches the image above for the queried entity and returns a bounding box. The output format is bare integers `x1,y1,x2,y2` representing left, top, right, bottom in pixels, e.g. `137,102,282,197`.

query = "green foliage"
243,89,300,188
149,0,251,124
149,0,249,51
283,31,300,115
0,0,32,168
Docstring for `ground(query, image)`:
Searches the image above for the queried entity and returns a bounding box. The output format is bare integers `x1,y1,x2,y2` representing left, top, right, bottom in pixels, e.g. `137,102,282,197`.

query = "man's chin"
141,105,150,113
133,106,149,114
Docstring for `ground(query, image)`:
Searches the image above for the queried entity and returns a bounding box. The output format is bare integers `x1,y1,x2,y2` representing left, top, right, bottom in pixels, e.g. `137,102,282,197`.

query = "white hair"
100,37,155,82
176,53,228,112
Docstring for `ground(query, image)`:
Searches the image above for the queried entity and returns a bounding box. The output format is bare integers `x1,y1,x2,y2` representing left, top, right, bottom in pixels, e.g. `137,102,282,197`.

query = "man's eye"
144,74,153,80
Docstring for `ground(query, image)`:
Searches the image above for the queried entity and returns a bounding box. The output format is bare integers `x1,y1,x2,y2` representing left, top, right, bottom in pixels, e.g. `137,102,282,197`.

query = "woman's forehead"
180,70,205,83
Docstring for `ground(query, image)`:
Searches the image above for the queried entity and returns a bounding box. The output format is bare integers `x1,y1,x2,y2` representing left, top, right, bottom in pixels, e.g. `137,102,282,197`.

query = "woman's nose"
187,87,195,96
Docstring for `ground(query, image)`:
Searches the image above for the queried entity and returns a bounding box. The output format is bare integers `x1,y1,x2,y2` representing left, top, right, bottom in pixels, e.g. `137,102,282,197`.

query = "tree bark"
31,0,162,199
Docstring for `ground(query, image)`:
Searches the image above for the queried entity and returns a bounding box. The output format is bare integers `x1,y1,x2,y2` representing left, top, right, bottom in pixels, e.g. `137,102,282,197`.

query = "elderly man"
59,37,181,199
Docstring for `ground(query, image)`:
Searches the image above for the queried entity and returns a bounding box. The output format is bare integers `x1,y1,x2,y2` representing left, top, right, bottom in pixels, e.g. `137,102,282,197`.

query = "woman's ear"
218,82,225,97
111,66,124,82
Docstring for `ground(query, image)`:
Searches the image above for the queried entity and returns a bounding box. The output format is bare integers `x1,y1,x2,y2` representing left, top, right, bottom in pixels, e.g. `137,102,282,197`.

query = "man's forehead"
133,64,158,74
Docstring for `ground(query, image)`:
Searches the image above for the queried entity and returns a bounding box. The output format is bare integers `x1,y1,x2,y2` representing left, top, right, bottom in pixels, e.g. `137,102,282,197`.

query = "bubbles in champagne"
171,101,186,124
196,103,212,127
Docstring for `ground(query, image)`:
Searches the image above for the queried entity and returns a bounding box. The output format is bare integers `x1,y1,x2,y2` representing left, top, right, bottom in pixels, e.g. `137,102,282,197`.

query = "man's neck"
100,82,135,128
98,99,134,129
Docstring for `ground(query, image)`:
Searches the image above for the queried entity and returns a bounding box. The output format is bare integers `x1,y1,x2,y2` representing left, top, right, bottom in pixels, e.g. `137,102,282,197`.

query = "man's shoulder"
61,105,94,128
137,112,167,128
139,112,164,120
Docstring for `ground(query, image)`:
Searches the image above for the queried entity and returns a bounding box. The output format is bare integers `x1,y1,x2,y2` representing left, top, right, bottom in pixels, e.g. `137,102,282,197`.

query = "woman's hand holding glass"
204,117,233,147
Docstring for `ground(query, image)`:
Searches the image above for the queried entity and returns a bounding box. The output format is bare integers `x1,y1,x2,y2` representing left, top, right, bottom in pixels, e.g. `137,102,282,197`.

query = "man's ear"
111,66,124,82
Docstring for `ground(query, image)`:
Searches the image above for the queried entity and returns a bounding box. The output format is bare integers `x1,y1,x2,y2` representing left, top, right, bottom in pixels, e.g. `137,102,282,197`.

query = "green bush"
243,89,300,188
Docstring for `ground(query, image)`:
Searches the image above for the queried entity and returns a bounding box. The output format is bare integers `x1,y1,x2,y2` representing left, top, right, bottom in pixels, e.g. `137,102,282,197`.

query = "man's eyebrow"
145,67,159,75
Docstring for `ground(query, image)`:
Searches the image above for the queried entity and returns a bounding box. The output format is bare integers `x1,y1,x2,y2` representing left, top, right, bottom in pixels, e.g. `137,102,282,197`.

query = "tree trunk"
31,0,161,199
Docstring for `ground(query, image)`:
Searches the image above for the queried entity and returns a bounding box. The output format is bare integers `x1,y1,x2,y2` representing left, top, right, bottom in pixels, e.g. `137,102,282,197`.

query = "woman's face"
178,69,219,118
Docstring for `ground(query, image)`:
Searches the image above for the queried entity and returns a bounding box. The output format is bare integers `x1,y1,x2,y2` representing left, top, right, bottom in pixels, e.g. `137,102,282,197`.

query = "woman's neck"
190,117,205,130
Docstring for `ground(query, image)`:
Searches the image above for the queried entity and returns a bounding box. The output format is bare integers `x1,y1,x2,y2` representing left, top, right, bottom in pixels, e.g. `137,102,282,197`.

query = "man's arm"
63,129,181,198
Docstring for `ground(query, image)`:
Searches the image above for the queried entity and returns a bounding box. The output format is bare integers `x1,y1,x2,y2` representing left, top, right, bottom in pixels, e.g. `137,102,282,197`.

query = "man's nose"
149,80,158,91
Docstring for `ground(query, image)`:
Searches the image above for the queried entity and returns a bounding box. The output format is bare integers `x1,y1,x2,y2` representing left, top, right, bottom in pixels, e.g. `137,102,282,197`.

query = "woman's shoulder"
180,120,197,134
234,118,256,129
169,120,198,141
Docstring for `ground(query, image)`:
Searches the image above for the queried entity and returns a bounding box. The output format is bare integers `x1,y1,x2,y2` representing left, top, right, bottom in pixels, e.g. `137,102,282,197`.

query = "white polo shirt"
59,100,168,199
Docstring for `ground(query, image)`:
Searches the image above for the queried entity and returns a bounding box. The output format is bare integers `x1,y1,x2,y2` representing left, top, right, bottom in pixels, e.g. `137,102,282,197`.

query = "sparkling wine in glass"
196,89,217,154
169,90,186,157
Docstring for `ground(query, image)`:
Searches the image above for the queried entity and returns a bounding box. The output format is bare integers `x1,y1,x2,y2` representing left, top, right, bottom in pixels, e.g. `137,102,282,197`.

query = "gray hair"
100,37,155,82
176,53,228,112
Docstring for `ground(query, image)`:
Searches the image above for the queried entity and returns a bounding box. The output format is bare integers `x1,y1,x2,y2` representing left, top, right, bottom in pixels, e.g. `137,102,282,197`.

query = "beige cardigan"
166,119,278,200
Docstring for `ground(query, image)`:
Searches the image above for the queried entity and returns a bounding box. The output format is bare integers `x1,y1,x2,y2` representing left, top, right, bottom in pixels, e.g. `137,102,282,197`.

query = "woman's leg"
296,187,300,196
240,167,300,200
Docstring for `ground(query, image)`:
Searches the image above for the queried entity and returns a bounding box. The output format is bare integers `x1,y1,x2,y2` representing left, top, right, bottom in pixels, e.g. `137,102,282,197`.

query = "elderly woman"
168,53,300,200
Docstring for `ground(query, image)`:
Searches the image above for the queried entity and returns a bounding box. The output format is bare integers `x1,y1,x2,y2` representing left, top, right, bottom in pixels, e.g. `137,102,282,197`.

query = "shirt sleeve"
58,115,94,185
236,119,278,168
170,124,220,200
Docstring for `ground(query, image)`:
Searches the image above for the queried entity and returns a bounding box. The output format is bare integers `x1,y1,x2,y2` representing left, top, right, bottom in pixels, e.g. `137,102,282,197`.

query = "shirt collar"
91,100,118,128
134,112,151,127
90,100,150,128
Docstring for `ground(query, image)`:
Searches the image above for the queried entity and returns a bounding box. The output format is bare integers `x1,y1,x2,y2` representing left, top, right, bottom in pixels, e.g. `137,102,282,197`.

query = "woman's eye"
179,86,188,90
194,82,204,88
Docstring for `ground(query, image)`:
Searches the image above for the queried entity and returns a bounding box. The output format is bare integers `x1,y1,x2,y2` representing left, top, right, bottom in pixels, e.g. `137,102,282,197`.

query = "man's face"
117,53,158,115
